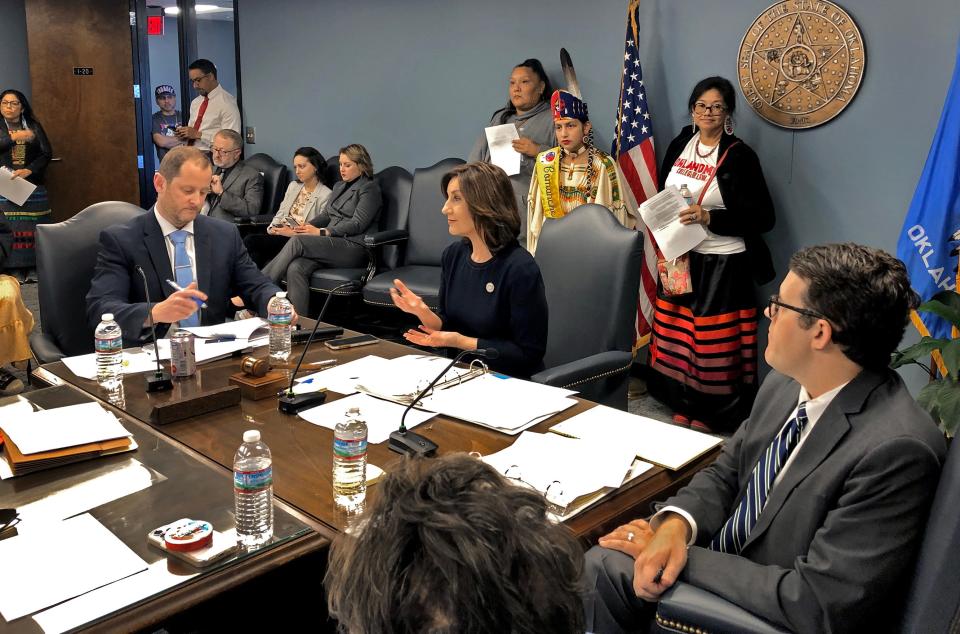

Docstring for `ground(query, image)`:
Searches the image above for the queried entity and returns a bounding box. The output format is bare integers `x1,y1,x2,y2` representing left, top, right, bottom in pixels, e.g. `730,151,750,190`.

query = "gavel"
240,355,335,378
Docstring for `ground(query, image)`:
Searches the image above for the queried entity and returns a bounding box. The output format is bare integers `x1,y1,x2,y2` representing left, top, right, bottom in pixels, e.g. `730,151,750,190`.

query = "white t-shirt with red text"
664,133,745,255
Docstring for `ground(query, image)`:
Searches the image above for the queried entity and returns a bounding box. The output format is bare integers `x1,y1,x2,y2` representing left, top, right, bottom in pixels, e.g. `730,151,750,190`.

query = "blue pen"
201,334,236,344
165,279,208,309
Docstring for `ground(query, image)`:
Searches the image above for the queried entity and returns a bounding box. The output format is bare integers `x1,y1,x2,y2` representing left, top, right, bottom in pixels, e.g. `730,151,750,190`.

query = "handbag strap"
696,140,740,205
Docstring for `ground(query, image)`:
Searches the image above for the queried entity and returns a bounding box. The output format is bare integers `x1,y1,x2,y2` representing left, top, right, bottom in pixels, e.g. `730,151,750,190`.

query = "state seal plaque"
738,1,865,129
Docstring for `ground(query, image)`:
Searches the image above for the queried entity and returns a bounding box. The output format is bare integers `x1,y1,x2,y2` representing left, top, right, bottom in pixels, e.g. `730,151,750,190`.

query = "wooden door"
25,0,140,221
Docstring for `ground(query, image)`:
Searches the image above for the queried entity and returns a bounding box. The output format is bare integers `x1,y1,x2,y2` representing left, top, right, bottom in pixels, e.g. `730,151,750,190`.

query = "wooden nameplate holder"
150,385,241,425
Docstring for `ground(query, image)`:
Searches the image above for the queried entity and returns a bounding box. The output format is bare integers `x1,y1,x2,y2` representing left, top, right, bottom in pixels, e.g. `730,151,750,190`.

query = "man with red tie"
175,59,240,154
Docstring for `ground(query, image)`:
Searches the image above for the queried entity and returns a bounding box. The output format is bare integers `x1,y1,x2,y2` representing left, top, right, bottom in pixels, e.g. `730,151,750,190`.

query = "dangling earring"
692,114,697,132
724,115,735,135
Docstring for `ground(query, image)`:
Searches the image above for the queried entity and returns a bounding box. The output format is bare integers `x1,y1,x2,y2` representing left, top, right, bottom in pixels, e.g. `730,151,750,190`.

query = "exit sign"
147,15,164,35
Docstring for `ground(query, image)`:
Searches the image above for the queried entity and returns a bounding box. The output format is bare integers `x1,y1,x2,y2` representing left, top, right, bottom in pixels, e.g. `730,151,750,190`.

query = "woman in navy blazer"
262,144,381,314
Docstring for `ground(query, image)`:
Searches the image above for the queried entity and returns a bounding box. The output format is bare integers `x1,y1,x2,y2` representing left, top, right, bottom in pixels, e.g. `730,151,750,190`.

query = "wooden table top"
40,327,720,545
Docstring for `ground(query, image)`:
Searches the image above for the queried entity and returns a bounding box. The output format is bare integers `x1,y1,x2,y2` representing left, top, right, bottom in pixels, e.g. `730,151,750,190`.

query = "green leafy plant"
891,290,960,437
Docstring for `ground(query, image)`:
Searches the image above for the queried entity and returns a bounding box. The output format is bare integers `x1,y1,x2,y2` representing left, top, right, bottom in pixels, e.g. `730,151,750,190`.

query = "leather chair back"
325,154,341,188
374,166,413,270
900,438,960,632
244,153,289,215
535,204,642,368
35,201,144,357
405,157,463,266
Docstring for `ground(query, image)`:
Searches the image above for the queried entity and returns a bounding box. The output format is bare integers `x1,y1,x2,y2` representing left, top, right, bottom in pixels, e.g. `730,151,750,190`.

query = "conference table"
17,324,721,629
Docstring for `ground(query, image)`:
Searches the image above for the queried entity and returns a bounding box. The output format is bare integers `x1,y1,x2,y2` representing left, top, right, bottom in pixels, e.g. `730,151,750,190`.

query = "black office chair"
654,431,960,633
239,152,290,228
530,204,642,409
30,201,145,363
325,154,342,188
307,166,412,298
362,158,463,310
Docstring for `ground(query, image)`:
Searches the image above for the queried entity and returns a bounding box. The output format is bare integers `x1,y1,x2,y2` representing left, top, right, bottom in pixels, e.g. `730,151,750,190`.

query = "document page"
550,405,723,470
298,392,436,444
484,124,521,175
0,513,148,621
638,185,707,261
0,166,37,206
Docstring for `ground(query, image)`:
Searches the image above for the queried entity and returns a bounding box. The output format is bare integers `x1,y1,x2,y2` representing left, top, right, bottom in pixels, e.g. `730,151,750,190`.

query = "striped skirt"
1,186,52,270
647,251,759,430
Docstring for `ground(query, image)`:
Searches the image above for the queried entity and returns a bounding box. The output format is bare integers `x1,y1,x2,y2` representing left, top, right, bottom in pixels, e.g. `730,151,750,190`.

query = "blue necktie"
709,402,808,554
169,229,200,327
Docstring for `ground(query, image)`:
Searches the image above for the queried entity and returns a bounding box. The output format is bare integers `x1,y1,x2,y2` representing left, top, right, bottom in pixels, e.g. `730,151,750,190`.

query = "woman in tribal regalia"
526,89,638,255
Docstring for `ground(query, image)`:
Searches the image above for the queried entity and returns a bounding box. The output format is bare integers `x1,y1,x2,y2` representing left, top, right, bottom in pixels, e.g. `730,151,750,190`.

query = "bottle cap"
276,291,287,298
102,313,114,321
243,430,261,443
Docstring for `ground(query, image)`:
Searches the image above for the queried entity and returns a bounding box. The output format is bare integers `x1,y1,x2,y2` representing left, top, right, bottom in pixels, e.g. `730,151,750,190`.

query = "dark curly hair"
789,243,919,370
324,453,585,634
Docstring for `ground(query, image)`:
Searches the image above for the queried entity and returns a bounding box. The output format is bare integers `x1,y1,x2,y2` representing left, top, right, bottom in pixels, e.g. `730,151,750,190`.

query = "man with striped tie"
582,243,946,633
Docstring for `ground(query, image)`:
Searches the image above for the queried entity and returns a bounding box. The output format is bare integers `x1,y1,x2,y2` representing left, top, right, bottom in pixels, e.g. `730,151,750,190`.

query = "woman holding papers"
390,162,548,379
526,89,639,254
262,144,381,315
243,146,333,266
647,76,775,432
0,89,52,280
468,59,555,183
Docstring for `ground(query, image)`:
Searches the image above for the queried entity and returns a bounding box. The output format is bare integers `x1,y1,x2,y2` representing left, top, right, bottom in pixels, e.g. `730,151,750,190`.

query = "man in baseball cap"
152,84,183,162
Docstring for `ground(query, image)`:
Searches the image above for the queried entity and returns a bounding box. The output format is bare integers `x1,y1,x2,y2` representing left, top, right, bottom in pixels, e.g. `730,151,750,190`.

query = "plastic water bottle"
267,292,293,363
679,183,693,206
94,313,123,389
333,407,368,509
234,430,274,549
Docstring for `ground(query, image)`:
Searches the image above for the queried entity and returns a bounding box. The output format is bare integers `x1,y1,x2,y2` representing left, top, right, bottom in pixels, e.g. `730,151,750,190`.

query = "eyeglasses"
767,295,826,321
693,102,727,115
190,73,211,85
0,101,20,108
211,146,240,155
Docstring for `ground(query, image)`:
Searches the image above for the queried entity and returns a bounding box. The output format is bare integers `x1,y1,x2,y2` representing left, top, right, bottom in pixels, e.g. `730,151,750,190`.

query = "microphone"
278,281,355,414
389,347,500,457
136,265,173,392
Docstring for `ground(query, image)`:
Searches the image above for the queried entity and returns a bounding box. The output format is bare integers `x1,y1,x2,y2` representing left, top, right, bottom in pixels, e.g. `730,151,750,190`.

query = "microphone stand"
136,265,173,392
389,347,498,457
278,282,354,414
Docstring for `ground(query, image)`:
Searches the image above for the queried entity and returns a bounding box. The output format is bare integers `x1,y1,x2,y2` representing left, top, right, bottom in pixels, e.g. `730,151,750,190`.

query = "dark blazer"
85,210,280,345
659,126,776,284
207,160,265,220
309,175,381,237
666,369,945,632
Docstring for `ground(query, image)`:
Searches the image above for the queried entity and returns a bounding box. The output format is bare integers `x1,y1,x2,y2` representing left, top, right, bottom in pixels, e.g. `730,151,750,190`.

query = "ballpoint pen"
165,279,208,309
201,334,237,344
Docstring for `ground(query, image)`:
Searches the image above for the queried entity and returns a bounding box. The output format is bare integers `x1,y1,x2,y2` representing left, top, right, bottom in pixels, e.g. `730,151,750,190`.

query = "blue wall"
1,0,31,99
237,0,959,391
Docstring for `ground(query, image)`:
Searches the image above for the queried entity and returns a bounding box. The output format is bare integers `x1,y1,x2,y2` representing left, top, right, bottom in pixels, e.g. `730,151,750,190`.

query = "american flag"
611,0,659,348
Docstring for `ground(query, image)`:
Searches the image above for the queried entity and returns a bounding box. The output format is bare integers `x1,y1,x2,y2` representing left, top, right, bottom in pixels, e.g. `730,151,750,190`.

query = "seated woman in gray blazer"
244,147,332,267
262,143,381,315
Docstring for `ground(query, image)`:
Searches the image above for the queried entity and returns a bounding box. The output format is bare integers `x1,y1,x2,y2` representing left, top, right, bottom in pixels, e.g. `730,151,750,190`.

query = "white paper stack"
298,392,436,444
550,405,723,470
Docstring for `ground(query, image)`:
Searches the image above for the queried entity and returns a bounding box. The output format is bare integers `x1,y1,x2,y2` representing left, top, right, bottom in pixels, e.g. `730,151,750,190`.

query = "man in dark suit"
583,243,946,633
206,128,264,221
86,146,283,345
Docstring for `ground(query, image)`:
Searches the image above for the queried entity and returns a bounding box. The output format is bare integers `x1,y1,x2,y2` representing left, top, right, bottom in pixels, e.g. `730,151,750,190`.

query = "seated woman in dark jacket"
262,144,380,315
390,162,548,378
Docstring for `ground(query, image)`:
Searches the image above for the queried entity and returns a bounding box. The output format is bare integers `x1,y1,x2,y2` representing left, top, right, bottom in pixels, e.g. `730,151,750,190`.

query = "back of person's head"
339,143,374,178
158,145,211,182
215,128,243,150
188,58,218,79
687,75,737,117
324,453,584,634
0,89,37,125
789,243,919,370
442,162,520,253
